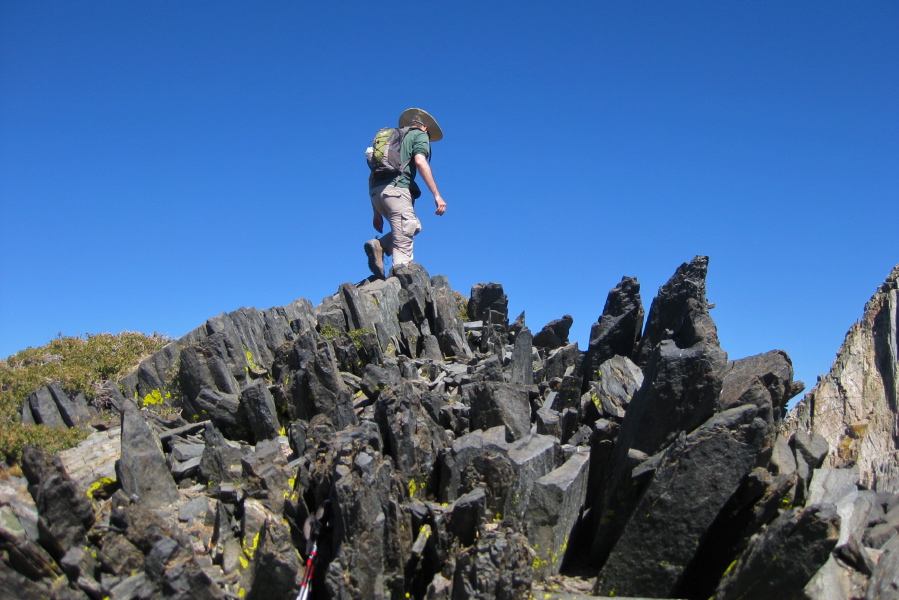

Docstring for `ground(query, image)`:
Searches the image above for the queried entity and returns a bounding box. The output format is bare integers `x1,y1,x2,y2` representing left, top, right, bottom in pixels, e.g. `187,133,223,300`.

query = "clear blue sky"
2,2,897,403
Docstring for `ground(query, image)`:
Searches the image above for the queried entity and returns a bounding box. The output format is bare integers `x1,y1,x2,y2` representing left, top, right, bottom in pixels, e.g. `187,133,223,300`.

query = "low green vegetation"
453,290,470,321
0,332,168,464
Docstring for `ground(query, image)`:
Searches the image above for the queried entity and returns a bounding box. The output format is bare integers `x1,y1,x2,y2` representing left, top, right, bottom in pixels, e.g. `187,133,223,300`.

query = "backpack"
366,126,413,180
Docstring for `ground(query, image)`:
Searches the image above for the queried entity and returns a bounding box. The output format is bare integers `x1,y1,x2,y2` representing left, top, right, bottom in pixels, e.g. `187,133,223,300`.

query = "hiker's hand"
434,195,447,216
373,212,384,233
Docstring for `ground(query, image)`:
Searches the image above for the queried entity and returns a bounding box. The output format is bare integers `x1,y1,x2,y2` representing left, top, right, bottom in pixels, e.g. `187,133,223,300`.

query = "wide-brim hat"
398,108,443,141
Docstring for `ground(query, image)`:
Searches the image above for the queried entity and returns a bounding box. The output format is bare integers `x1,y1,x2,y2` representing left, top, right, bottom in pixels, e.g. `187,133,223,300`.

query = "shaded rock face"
9,257,897,600
785,264,899,493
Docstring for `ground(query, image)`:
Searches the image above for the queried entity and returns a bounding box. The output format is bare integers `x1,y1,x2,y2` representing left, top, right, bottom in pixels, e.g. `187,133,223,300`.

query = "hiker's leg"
381,185,420,266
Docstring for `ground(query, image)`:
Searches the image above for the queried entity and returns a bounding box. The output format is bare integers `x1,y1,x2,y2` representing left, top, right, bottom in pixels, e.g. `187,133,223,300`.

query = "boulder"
451,528,534,600
636,255,716,367
584,276,644,381
240,380,281,442
594,405,770,598
275,330,357,430
26,386,67,430
468,382,531,442
587,355,643,420
866,533,899,599
430,275,471,358
468,283,508,325
533,315,573,350
178,339,241,404
20,446,95,558
525,448,590,577
47,382,93,428
374,381,448,499
509,326,534,385
244,517,300,600
116,400,180,509
711,505,841,600
198,422,243,486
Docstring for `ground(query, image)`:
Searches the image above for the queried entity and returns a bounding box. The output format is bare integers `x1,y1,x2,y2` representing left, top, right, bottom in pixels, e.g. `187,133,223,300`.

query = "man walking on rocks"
364,108,447,279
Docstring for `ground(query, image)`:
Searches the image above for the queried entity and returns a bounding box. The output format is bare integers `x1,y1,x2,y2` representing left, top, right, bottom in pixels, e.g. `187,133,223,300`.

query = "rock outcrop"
785,264,899,493
5,258,898,600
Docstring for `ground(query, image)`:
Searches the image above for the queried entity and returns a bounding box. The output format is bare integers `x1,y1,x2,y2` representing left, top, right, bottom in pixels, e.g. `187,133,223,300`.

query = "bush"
0,332,168,464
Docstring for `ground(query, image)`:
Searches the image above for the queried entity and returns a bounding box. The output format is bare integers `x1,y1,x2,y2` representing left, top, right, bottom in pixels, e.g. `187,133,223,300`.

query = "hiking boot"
364,238,384,279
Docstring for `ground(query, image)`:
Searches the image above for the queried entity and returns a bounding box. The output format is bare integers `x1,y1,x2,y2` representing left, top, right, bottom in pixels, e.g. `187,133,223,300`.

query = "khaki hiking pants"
370,183,421,267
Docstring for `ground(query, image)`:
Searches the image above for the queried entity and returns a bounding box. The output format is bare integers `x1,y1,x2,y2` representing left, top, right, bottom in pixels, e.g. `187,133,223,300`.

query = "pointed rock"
240,380,281,441
584,276,644,381
20,445,95,558
116,400,179,508
636,255,715,366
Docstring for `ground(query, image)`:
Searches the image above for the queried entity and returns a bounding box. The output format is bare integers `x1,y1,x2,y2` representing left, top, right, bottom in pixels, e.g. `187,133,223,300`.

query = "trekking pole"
296,501,329,600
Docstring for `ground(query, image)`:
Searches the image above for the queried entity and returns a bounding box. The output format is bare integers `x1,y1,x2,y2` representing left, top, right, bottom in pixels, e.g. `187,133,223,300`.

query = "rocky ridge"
3,257,898,599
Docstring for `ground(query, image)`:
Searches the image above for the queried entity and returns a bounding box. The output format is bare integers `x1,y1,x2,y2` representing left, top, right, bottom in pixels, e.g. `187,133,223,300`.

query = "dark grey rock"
535,408,561,439
48,382,93,427
451,528,534,600
199,422,243,486
584,276,644,380
718,350,798,421
595,405,768,598
27,386,67,430
431,275,472,358
97,532,145,577
525,449,590,577
120,341,182,407
116,400,180,509
21,445,95,557
324,444,401,599
183,388,250,440
510,326,534,385
0,516,61,580
145,535,224,599
448,487,487,547
792,430,830,471
438,427,511,506
468,382,531,442
533,315,573,349
177,496,211,523
361,363,402,401
771,433,798,475
245,518,300,600
274,330,357,430
240,380,281,442
536,343,582,384
107,572,160,600
468,283,508,325
711,505,841,600
178,340,241,402
394,262,433,324
636,255,716,367
504,433,560,523
374,381,447,500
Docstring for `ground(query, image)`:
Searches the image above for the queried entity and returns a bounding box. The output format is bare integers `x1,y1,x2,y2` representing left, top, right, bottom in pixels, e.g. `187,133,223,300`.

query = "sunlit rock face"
785,264,899,493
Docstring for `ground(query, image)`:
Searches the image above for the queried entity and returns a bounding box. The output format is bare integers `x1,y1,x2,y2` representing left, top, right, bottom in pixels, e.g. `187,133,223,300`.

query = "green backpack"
366,126,414,180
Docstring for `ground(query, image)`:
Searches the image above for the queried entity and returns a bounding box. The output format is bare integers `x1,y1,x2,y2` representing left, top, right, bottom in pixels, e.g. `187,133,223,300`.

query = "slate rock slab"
584,276,644,378
116,400,180,508
595,406,765,598
468,382,531,442
21,445,95,557
526,449,590,577
711,505,841,600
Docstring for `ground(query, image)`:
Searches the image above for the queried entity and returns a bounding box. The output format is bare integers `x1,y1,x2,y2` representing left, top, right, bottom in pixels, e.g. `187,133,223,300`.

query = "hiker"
364,108,447,279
